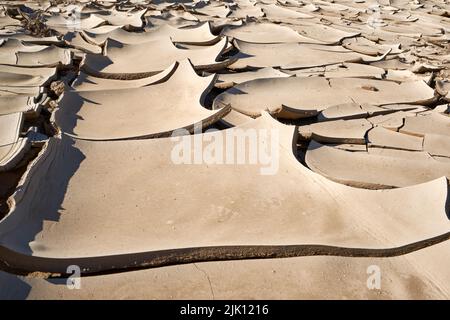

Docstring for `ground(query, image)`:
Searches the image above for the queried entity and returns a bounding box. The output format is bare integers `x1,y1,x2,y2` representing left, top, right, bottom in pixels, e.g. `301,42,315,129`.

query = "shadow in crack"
53,90,84,137
0,271,31,299
0,135,85,256
446,181,450,219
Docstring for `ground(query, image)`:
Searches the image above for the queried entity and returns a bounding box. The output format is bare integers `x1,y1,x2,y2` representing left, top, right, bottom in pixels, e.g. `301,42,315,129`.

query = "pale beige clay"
0,112,29,171
72,62,177,91
306,140,450,188
1,0,450,300
213,77,435,118
55,60,230,140
81,37,227,78
1,114,449,260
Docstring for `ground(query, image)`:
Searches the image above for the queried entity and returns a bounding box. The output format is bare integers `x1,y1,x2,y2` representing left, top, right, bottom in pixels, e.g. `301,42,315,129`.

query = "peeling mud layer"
0,0,450,299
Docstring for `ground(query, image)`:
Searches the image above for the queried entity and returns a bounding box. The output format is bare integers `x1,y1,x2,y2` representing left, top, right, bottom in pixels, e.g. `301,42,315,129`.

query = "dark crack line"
0,231,449,279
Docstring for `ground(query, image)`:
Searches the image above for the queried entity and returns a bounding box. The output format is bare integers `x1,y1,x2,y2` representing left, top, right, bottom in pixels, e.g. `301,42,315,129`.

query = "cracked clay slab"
229,40,390,70
83,22,219,46
213,77,435,119
0,65,56,88
71,62,176,91
0,112,29,171
55,59,229,140
400,113,450,137
221,22,325,44
2,0,450,300
0,96,41,116
214,67,291,89
81,37,228,78
3,238,450,299
306,140,450,188
367,127,424,151
0,113,449,261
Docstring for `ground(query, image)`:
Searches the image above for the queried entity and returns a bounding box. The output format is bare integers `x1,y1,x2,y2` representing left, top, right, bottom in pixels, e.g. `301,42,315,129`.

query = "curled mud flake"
50,81,65,97
26,272,61,279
